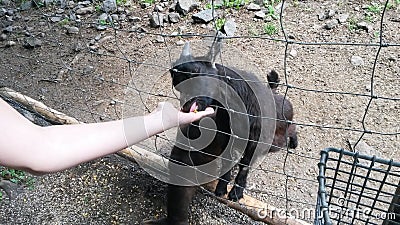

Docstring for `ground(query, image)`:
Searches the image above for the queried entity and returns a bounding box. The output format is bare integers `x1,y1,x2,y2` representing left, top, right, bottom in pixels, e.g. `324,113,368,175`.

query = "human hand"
151,102,215,130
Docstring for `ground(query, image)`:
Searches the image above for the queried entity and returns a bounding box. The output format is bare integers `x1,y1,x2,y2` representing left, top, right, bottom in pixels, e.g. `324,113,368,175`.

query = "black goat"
144,42,297,225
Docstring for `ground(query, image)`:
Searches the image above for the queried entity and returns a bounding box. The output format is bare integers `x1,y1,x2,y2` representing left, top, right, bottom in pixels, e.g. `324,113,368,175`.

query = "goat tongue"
189,102,198,112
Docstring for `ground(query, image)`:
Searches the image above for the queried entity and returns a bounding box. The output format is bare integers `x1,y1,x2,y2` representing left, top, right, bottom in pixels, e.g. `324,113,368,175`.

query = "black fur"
143,47,298,225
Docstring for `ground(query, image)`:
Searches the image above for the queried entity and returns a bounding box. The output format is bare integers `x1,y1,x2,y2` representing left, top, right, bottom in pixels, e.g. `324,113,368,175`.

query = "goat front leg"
228,163,250,201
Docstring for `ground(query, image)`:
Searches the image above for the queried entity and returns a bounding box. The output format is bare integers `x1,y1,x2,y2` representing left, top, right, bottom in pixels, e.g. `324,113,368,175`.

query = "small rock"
347,139,380,160
0,33,7,41
20,0,33,10
96,25,108,31
327,9,335,18
50,16,62,22
318,12,327,21
222,18,236,37
154,4,164,12
141,2,150,8
351,55,364,66
168,13,180,23
192,9,216,23
324,19,338,30
5,9,14,16
76,6,94,15
254,11,265,19
66,26,79,34
388,55,396,62
128,16,141,22
3,26,13,33
176,0,199,15
289,48,297,58
176,40,185,45
102,0,117,13
338,13,349,23
149,13,165,27
23,37,42,48
354,6,360,11
98,13,108,22
155,35,165,43
79,1,91,6
111,14,118,21
356,21,373,33
5,40,15,47
247,3,261,11
169,2,177,11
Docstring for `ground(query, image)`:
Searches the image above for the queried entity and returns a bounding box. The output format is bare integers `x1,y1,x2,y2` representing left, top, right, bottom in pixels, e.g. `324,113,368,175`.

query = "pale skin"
0,99,214,175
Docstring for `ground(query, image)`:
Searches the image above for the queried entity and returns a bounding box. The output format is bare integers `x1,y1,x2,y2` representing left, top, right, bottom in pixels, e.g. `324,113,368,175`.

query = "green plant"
99,19,109,26
141,0,155,5
366,2,383,14
215,18,226,31
263,22,278,35
0,167,35,193
95,3,102,11
59,18,70,26
364,14,374,23
0,191,2,201
347,16,357,31
116,0,126,6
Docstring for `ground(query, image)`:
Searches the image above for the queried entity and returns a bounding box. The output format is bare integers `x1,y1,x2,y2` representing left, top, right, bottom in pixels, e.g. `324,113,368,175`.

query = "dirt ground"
0,0,399,224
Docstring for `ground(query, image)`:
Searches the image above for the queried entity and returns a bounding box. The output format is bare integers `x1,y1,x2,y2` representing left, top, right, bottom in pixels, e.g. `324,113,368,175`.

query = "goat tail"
267,70,280,90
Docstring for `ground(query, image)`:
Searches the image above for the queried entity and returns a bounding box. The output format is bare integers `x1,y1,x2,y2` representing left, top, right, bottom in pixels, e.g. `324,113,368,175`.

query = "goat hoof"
228,188,243,201
214,188,227,197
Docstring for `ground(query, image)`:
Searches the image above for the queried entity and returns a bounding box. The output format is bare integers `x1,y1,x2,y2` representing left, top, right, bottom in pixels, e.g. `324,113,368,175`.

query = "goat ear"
179,42,192,59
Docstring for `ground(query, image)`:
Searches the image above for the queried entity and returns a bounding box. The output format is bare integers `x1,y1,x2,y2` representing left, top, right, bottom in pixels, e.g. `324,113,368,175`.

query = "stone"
0,33,7,41
223,18,236,36
111,14,118,21
154,4,164,12
98,13,108,22
176,0,199,15
50,16,62,22
168,13,180,23
176,40,185,45
5,40,15,47
324,19,338,30
66,26,79,34
247,3,261,11
338,13,349,23
327,9,335,18
141,2,150,8
149,13,165,27
289,48,297,58
76,6,94,15
254,10,265,19
102,0,117,13
20,0,33,10
356,21,373,33
23,37,42,48
350,55,364,66
128,16,141,22
192,9,216,23
3,26,13,33
155,35,165,43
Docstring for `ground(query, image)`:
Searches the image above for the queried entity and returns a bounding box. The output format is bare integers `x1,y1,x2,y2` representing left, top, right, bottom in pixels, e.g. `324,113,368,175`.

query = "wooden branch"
0,87,79,125
0,87,311,225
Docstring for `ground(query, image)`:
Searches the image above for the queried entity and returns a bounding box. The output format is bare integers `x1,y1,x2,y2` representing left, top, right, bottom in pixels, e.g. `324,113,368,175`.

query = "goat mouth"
181,97,212,113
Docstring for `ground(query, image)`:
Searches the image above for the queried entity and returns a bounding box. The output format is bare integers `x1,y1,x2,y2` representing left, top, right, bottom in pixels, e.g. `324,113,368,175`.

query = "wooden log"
0,87,79,125
0,87,311,225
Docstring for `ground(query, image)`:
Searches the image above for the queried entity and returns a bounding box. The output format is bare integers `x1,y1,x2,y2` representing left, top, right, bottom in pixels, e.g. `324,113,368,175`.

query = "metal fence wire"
0,0,400,224
316,147,400,225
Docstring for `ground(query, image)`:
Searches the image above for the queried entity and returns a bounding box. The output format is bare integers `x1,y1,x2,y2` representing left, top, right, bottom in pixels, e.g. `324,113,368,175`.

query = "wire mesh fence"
316,147,400,225
0,0,399,224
